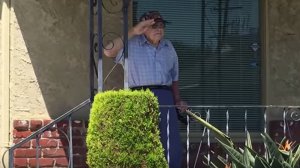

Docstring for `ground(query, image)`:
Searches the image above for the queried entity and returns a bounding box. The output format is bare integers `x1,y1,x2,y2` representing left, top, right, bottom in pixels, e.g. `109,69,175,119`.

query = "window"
133,0,262,132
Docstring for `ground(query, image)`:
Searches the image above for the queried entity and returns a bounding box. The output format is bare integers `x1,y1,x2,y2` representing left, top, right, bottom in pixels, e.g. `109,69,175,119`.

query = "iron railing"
6,104,300,168
8,99,91,168
160,105,300,168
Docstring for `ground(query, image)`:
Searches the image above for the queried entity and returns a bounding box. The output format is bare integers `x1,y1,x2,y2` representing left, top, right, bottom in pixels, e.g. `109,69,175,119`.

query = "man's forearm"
171,81,181,103
103,19,154,57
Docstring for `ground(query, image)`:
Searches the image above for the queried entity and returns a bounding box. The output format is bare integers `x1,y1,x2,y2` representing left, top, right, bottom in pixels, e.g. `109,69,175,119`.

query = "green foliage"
186,110,300,168
86,90,168,168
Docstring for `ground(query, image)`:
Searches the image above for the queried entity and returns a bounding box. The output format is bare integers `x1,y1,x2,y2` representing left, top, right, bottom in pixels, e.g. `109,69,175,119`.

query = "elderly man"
104,11,187,168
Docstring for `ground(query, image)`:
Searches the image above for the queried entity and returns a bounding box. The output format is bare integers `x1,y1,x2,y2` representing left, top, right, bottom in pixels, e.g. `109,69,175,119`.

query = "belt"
130,85,171,90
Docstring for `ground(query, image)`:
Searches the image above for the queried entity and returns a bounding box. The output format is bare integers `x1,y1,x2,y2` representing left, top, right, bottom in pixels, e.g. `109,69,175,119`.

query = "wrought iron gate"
89,0,130,102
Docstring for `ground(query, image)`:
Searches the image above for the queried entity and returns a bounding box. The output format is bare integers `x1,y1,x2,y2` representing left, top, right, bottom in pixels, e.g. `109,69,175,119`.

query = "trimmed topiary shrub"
86,90,168,168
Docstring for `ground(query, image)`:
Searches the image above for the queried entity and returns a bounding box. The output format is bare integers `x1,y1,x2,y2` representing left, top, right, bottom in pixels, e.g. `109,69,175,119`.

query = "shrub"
86,90,168,168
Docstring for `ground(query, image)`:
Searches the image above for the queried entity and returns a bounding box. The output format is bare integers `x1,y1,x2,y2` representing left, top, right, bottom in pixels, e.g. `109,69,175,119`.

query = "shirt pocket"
159,49,175,74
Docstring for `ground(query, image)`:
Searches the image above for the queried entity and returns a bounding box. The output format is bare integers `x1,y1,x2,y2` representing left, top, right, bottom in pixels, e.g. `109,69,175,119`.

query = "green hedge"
86,90,168,168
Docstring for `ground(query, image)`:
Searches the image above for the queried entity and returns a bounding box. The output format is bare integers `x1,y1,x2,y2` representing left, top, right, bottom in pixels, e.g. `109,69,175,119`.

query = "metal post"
123,0,129,89
186,115,190,168
35,135,40,168
89,0,95,101
226,109,229,161
206,109,210,166
68,116,73,168
8,149,13,168
283,108,287,137
244,109,248,143
264,107,267,159
97,0,103,92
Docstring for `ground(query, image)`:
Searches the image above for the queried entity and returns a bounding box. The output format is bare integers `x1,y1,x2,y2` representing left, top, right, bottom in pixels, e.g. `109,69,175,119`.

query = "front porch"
1,0,300,167
9,104,300,167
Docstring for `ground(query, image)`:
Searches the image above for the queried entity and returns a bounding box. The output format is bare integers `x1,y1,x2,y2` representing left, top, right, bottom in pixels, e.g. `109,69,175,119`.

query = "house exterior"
0,0,300,167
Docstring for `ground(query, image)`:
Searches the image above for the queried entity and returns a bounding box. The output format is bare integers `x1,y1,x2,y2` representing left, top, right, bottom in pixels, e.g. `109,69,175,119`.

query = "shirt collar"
139,35,168,48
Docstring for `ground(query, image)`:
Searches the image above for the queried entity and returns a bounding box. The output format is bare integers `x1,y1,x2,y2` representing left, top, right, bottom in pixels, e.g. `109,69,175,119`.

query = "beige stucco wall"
0,1,104,166
1,0,300,123
0,0,127,151
267,0,300,105
0,1,127,164
1,0,10,165
264,0,300,120
9,0,91,120
4,0,127,122
0,1,3,130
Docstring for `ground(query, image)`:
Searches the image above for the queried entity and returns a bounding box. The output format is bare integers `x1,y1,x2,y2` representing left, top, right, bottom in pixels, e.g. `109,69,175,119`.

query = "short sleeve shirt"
115,35,179,88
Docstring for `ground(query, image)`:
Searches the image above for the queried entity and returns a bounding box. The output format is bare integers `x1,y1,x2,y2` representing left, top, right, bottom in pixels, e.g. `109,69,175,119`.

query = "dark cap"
139,11,167,24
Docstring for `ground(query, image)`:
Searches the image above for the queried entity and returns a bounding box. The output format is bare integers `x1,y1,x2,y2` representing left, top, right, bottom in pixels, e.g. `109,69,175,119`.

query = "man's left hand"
175,100,188,112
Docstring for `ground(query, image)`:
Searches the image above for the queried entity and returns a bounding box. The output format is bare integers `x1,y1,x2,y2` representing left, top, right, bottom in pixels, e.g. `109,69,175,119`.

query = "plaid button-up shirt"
115,35,179,88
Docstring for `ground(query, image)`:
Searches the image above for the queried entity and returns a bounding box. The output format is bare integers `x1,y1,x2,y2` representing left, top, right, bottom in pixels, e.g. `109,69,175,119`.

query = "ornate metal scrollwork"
102,0,123,14
288,108,300,121
102,32,123,51
89,0,129,93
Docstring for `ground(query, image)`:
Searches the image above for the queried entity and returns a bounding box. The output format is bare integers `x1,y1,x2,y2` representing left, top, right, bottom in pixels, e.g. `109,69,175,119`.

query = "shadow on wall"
0,2,2,24
12,0,91,120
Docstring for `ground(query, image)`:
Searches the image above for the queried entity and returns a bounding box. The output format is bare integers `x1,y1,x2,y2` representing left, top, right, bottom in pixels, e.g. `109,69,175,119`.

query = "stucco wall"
0,2,3,127
7,0,128,121
2,0,300,129
10,0,90,120
267,0,300,105
1,1,10,165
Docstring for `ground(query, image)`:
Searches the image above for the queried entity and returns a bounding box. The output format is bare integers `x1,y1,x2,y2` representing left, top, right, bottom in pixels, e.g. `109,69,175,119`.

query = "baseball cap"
139,11,168,25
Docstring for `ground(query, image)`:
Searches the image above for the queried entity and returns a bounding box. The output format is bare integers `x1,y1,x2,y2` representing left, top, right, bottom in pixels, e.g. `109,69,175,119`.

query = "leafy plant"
186,110,300,168
86,90,168,168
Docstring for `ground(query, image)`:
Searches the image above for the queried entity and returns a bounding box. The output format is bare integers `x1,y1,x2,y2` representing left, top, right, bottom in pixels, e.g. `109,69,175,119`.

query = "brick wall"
11,119,296,167
12,120,88,168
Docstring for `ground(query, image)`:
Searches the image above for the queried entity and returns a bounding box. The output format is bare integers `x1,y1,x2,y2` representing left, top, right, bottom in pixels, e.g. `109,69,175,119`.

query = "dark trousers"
150,88,183,168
